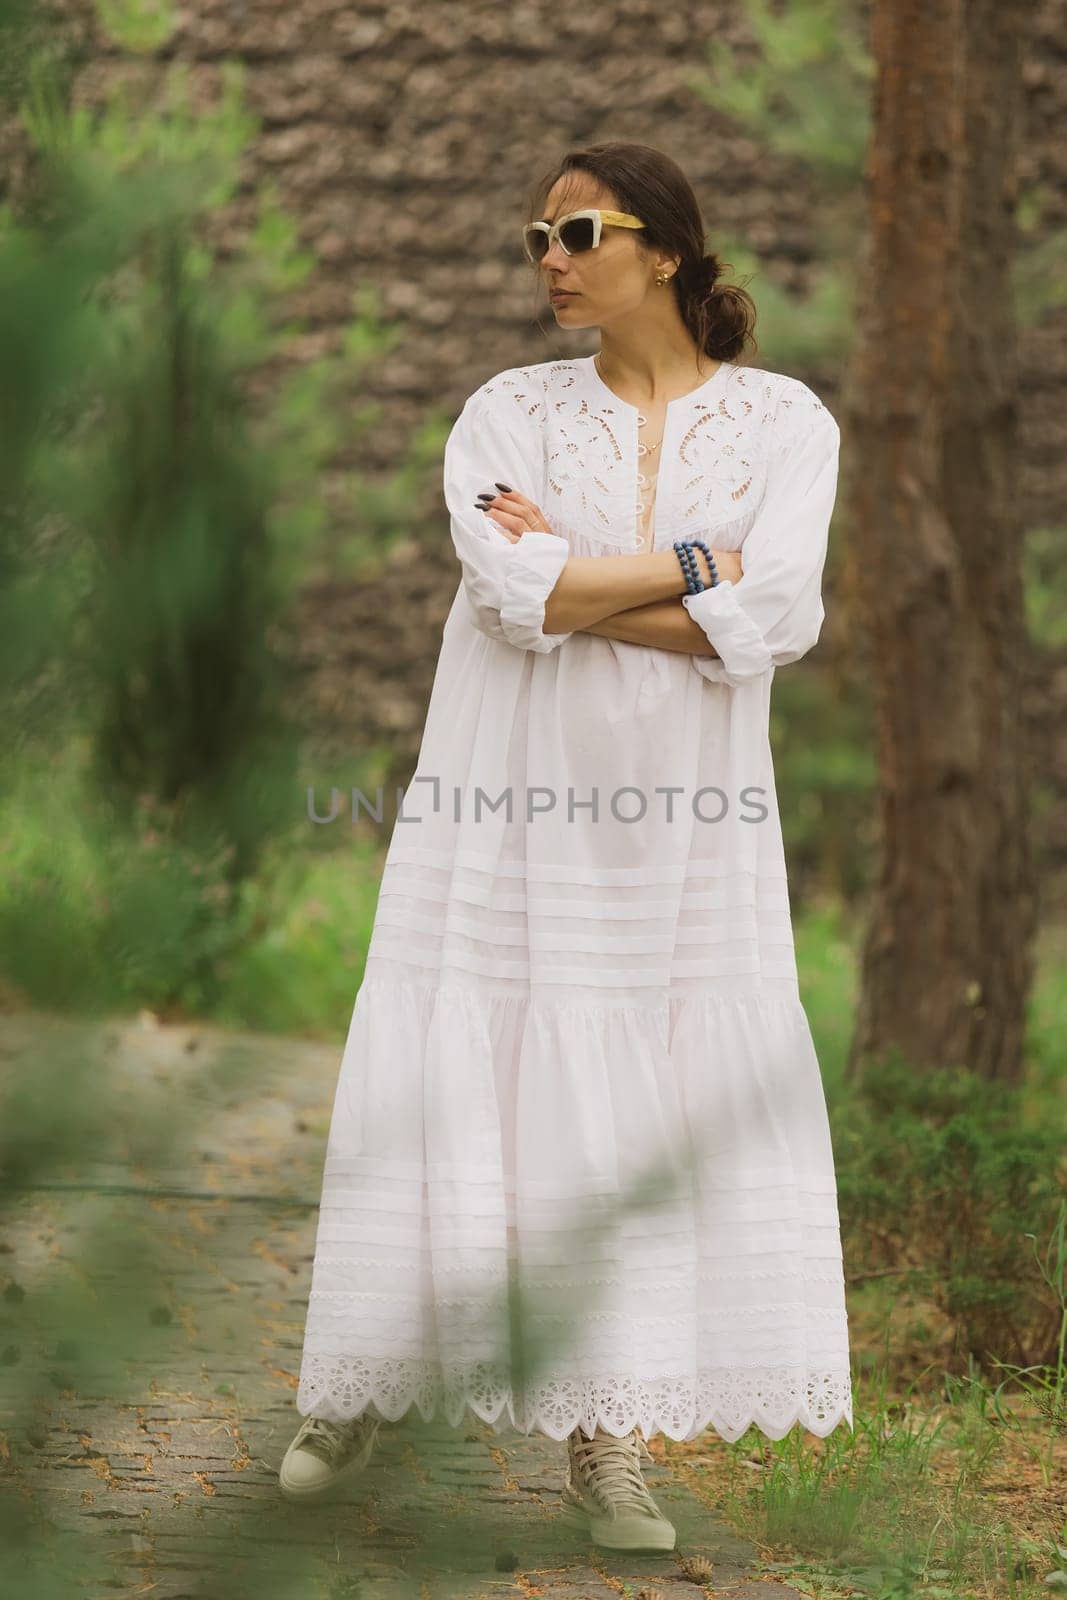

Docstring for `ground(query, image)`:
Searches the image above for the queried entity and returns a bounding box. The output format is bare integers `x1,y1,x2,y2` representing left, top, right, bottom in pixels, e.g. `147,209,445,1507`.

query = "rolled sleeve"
442,384,573,653
684,385,840,687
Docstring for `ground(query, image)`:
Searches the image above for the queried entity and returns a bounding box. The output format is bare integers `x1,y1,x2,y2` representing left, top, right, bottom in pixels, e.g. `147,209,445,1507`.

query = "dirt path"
0,1008,810,1600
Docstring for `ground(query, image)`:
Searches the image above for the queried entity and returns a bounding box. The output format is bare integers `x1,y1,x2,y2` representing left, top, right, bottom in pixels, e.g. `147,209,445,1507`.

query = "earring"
655,272,671,286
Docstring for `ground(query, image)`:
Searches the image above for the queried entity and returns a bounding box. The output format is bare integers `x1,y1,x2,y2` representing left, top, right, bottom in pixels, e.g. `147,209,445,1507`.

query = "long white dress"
295,355,854,1445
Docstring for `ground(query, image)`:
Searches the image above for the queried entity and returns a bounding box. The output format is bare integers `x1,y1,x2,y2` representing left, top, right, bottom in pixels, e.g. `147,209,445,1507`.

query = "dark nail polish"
495,481,513,492
476,492,495,501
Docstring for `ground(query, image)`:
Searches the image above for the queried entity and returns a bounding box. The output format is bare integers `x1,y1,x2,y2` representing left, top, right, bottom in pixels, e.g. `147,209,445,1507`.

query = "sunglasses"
521,208,646,266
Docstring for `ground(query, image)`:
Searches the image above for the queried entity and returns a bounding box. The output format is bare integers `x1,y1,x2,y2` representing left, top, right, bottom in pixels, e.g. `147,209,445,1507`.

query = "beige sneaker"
278,1411,382,1503
559,1422,676,1552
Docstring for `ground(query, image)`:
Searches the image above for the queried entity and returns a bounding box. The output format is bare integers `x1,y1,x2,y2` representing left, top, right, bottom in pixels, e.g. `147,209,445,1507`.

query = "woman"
279,141,853,1554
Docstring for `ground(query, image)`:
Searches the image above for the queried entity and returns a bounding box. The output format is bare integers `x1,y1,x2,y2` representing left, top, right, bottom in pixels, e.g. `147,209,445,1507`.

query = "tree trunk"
843,0,1037,1085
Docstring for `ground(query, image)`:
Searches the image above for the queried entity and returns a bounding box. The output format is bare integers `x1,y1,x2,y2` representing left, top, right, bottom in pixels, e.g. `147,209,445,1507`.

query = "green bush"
837,1053,1066,1373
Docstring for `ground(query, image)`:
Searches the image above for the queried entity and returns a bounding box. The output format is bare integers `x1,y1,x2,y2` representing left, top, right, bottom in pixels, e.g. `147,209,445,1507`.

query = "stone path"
0,1008,809,1600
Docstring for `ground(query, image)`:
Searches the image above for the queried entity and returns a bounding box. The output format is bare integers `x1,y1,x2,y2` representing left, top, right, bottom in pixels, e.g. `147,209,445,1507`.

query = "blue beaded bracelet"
673,538,719,594
675,540,700,592
673,540,702,594
688,537,720,589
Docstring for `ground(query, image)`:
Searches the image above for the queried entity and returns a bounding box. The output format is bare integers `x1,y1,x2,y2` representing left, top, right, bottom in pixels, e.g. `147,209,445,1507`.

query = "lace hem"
295,1355,854,1445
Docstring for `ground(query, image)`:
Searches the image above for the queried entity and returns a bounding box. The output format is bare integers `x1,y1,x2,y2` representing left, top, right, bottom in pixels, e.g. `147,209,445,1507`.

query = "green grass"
0,736,388,1033
204,822,384,1037
670,1345,1067,1597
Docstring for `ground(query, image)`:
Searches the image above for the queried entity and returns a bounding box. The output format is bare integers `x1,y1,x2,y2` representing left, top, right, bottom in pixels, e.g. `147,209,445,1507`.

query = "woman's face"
535,176,654,330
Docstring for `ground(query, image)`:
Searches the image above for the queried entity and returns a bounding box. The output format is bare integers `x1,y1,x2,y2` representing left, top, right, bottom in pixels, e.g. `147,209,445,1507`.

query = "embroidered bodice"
478,355,798,562
450,354,840,688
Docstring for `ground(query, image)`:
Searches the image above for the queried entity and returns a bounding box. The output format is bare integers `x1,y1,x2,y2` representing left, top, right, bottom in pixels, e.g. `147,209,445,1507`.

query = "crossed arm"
452,394,837,676
579,592,734,655
541,548,744,656
477,484,742,658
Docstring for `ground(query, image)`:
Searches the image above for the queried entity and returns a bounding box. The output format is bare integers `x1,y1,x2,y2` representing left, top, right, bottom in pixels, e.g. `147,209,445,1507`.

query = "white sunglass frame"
521,208,646,266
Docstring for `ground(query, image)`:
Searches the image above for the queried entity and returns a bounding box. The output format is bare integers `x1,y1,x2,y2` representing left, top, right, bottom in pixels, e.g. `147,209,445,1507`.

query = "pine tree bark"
843,0,1037,1085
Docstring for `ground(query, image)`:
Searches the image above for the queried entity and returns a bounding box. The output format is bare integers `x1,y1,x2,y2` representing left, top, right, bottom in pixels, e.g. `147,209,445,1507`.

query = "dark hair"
526,141,758,364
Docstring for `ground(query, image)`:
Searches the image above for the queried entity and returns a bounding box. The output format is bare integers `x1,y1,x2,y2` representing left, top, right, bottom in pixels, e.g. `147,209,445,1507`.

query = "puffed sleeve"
682,382,840,687
442,382,574,653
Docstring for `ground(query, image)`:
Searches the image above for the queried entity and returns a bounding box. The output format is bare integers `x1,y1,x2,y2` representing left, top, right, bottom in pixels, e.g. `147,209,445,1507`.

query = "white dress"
295,355,854,1445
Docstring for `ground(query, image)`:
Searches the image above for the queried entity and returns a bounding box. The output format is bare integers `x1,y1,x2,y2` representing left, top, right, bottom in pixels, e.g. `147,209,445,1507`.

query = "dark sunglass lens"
560,217,595,253
524,229,548,262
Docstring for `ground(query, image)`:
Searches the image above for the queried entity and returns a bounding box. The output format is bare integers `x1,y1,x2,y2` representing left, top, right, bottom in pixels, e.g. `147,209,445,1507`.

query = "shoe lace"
299,1414,372,1465
570,1428,663,1519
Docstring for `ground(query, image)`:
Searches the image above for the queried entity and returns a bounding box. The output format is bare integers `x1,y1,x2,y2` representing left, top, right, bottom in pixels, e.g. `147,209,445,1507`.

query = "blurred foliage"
770,665,879,903
0,732,401,1025
686,0,1067,368
0,4,1063,1597
1014,181,1067,327
1024,524,1067,651
693,0,874,182
685,0,864,370
0,0,419,1013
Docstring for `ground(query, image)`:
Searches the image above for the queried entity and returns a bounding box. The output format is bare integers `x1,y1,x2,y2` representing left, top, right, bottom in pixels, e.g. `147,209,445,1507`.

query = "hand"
475,483,559,545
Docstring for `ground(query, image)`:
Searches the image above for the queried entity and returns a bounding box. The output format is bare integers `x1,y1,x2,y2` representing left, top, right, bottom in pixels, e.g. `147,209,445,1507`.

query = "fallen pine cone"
678,1553,715,1583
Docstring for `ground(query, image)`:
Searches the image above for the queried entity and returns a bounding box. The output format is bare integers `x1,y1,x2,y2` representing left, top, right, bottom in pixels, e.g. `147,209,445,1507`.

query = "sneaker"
278,1411,382,1503
559,1422,676,1552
